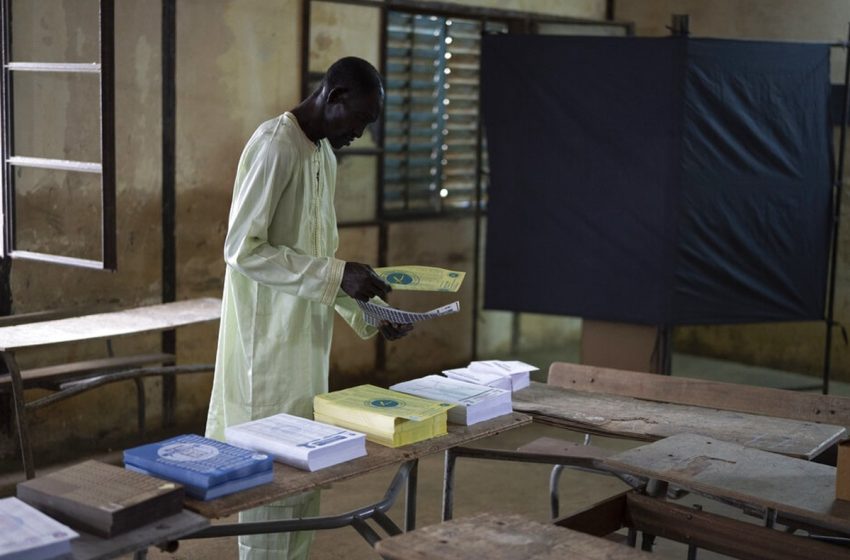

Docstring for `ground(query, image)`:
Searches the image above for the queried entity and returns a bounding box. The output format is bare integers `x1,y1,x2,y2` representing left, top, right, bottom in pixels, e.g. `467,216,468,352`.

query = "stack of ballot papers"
225,413,367,472
390,375,512,426
123,434,274,501
0,497,78,560
314,385,451,447
442,366,512,391
467,360,538,392
17,460,183,538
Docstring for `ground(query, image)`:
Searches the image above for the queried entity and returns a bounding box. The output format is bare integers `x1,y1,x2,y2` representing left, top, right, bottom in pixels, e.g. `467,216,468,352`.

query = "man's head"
320,57,384,149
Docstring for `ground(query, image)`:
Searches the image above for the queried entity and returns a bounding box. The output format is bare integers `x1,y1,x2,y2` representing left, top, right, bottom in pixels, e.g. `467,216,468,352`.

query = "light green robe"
206,112,375,560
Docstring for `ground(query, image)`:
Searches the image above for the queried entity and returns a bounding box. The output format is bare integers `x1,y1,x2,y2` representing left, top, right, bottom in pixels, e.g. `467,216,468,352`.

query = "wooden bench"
375,512,652,560
0,298,221,479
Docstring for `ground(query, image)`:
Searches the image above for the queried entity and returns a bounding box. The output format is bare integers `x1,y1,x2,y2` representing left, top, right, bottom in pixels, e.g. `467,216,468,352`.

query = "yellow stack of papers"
313,385,452,448
374,266,465,292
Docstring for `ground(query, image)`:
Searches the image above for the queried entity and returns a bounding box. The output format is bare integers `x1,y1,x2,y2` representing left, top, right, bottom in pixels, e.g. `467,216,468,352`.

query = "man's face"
324,87,383,150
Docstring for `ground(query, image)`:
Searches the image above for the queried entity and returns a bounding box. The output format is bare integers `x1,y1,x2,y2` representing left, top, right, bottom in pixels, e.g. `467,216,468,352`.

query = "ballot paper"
390,375,512,425
357,299,460,326
374,265,466,292
443,367,513,392
0,497,78,560
225,413,366,472
467,360,539,392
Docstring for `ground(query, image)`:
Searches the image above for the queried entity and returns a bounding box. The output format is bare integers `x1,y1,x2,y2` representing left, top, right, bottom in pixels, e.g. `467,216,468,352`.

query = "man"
206,57,411,560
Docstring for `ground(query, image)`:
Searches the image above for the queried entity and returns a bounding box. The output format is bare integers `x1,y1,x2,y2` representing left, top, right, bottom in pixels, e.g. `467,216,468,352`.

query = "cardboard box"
837,440,850,501
581,320,660,373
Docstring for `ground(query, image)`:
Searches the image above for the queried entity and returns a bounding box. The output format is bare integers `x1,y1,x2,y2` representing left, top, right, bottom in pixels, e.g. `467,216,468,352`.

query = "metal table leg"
405,458,418,531
2,351,34,479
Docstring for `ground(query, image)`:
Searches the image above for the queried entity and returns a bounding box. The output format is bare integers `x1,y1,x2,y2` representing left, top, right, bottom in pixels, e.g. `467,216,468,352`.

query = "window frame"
0,0,116,270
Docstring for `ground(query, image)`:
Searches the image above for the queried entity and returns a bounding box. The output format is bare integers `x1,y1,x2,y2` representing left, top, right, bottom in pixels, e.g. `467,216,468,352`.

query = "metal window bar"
0,0,116,270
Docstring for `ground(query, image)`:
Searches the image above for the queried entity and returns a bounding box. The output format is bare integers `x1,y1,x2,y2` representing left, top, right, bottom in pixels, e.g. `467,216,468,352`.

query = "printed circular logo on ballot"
384,272,417,285
157,442,220,462
367,398,403,408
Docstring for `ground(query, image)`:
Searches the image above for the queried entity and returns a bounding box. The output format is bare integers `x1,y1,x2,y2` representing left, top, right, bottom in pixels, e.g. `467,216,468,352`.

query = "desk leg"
2,351,34,479
442,448,457,522
405,458,418,531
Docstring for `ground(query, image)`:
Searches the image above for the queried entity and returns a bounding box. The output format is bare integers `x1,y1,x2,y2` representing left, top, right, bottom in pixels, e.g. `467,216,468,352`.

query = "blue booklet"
123,434,273,489
125,464,274,500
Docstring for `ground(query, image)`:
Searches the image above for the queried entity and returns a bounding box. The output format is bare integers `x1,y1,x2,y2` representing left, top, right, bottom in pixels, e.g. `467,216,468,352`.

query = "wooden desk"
602,433,850,537
70,510,208,560
188,413,531,519
184,414,531,546
0,298,221,479
375,512,652,560
513,382,846,460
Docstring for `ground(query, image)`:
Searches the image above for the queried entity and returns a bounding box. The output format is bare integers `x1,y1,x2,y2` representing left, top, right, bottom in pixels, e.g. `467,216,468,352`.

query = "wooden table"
0,298,221,479
602,433,850,537
375,512,652,560
513,382,846,460
184,413,531,545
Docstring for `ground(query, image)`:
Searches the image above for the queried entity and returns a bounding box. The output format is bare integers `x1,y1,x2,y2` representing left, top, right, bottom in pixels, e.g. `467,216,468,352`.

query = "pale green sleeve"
223,129,344,306
334,293,378,340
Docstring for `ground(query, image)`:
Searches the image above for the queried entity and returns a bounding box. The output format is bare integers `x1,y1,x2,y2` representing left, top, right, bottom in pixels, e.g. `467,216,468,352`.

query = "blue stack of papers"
123,434,274,500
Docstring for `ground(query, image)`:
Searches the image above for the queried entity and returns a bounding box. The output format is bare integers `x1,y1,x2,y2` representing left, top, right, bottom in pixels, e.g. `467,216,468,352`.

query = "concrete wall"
615,0,850,381
2,0,606,462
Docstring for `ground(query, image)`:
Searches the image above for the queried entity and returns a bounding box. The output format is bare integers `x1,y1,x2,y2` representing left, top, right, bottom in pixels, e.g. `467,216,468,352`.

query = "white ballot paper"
468,360,539,392
225,413,366,472
391,375,512,426
357,299,460,326
0,497,78,560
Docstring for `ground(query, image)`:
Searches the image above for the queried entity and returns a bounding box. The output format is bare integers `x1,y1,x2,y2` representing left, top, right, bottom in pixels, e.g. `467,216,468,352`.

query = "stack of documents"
123,434,274,501
17,460,183,538
390,375,512,426
225,413,366,472
357,299,460,327
465,360,539,392
0,497,78,560
443,366,512,391
314,385,451,447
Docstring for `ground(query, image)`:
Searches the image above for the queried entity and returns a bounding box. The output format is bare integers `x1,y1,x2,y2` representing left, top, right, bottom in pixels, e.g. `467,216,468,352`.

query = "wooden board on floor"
512,382,845,460
375,512,652,560
603,433,850,536
186,413,531,519
548,361,850,428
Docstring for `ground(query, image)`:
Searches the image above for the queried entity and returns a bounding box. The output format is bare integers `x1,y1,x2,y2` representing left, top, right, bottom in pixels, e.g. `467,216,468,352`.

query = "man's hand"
378,321,413,341
342,262,391,301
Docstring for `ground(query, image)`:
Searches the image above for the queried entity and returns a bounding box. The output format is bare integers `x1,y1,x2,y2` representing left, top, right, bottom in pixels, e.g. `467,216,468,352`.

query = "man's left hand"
378,321,413,341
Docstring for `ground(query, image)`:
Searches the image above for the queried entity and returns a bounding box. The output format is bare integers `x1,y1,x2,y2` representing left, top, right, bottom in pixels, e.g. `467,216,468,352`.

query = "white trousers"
237,490,320,560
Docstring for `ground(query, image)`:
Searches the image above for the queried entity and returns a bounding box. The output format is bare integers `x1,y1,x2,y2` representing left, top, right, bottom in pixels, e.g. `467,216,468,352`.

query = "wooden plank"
513,382,846,460
0,353,175,389
187,413,531,519
548,361,850,428
603,433,850,536
375,512,652,560
70,510,208,560
555,490,629,537
625,492,850,560
0,298,221,351
516,436,615,459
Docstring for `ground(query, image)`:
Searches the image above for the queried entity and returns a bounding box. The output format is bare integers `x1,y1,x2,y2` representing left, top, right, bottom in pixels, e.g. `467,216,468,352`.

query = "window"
0,0,116,270
382,12,506,215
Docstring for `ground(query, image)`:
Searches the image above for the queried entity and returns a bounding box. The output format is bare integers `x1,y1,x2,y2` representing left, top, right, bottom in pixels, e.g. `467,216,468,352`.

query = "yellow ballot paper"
313,385,452,447
374,265,465,292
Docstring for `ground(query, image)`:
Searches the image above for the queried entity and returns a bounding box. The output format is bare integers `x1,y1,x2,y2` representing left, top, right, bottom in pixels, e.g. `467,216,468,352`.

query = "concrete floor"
5,349,848,559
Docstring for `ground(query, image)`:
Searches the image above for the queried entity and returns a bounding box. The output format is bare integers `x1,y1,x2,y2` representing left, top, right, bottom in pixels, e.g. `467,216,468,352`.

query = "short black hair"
324,57,384,96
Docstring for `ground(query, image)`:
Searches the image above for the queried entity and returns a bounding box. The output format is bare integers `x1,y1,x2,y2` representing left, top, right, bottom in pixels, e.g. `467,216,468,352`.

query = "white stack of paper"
390,375,512,425
467,360,539,392
0,497,78,560
225,413,367,472
442,367,512,391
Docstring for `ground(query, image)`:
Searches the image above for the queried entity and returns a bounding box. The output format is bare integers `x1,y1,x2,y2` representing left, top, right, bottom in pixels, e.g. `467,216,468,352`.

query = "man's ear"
326,86,349,106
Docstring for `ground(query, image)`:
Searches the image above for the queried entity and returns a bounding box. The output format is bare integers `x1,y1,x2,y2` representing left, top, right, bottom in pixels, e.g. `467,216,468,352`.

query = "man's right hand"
341,262,391,301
